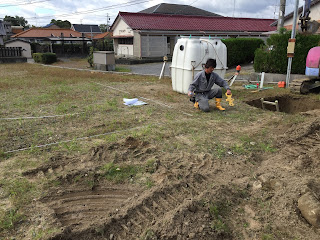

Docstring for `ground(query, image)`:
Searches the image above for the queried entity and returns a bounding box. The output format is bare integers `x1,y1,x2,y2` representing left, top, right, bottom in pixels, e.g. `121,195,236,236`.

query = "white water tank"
171,36,227,94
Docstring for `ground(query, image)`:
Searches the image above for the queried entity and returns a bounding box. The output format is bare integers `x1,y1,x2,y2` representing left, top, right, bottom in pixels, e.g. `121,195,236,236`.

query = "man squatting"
188,58,232,112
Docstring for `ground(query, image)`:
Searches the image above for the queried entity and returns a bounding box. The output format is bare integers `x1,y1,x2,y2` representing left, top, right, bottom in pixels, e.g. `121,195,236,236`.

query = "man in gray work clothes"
188,58,232,112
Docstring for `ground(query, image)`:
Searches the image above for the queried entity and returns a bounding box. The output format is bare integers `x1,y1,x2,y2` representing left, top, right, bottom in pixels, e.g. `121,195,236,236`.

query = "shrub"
222,38,264,67
87,46,98,67
41,53,57,64
32,53,42,63
254,30,320,74
32,52,57,64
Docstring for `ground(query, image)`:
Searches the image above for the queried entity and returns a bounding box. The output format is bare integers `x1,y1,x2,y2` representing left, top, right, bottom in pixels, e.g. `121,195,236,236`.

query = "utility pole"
106,13,110,32
277,0,286,31
285,0,299,88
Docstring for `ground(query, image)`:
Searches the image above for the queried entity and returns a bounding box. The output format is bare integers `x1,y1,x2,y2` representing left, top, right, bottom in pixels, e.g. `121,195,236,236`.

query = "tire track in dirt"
43,187,138,230
102,174,206,240
50,173,209,240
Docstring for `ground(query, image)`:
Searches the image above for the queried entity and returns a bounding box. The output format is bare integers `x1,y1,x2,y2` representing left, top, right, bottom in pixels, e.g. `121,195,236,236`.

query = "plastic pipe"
260,72,265,89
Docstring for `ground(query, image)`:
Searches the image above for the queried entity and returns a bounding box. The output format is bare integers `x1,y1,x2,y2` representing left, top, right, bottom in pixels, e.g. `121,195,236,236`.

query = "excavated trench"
245,95,320,114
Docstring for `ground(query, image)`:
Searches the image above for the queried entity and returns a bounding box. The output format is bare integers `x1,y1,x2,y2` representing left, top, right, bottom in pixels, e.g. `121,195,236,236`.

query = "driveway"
124,62,254,80
124,62,172,77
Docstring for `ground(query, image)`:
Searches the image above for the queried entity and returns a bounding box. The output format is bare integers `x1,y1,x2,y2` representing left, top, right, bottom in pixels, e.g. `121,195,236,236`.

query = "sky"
0,0,302,27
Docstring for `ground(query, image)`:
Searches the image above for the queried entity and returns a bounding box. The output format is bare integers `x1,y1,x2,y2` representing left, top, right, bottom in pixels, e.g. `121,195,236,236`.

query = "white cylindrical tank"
171,36,227,94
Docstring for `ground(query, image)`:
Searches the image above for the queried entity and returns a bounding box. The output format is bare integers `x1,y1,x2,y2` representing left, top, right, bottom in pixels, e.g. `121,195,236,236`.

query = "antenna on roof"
233,0,236,17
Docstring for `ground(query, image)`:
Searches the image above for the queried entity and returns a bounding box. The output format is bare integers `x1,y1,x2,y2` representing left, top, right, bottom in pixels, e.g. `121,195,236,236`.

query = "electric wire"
0,0,51,8
27,0,151,20
0,112,83,121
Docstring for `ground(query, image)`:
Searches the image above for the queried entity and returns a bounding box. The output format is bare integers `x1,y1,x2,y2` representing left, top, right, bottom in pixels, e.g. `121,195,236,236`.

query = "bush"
222,38,264,67
254,30,320,74
87,46,98,67
32,53,42,63
32,52,57,64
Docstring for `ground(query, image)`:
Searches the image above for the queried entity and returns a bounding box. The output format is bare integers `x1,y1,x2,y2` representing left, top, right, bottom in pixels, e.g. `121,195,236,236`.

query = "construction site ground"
0,59,320,240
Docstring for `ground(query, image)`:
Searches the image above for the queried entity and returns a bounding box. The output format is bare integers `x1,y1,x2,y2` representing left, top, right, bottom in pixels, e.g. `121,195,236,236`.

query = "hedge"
33,52,57,64
222,38,264,67
254,30,320,74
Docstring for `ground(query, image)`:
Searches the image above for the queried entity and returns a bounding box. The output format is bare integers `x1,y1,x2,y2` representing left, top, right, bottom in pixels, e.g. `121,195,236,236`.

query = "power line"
0,0,51,8
27,0,151,20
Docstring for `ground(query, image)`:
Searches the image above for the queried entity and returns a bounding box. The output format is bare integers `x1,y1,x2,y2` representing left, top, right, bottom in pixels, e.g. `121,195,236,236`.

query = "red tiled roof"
93,31,112,39
117,12,276,32
12,28,24,34
11,28,82,38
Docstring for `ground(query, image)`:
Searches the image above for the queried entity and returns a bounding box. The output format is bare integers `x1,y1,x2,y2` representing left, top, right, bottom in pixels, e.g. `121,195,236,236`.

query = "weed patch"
115,66,131,72
230,134,277,155
0,178,37,232
101,163,142,183
207,200,232,236
2,178,36,207
0,208,24,232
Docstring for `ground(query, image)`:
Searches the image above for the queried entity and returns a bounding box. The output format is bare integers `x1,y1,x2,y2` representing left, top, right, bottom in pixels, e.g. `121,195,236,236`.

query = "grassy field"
0,61,319,239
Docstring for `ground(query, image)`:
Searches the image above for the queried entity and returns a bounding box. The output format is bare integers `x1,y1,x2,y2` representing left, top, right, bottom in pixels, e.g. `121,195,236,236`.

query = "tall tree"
99,24,109,32
4,15,28,27
50,19,71,29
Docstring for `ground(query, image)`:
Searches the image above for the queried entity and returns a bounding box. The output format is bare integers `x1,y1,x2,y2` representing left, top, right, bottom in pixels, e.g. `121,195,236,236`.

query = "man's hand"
188,91,194,97
226,89,232,95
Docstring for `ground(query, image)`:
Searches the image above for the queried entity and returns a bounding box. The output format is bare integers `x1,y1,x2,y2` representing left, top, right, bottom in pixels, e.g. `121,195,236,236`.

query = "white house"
111,11,276,59
5,39,32,58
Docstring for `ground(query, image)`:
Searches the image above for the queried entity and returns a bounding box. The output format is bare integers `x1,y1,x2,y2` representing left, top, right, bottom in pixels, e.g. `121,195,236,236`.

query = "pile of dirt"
89,136,157,163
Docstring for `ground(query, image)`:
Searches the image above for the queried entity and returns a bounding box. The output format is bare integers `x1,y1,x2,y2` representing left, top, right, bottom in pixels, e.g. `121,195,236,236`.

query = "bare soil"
22,112,320,240
1,62,320,240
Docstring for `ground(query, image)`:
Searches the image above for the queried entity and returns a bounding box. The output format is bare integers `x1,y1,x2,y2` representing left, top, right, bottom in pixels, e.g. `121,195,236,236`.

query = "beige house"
111,12,276,59
5,39,32,58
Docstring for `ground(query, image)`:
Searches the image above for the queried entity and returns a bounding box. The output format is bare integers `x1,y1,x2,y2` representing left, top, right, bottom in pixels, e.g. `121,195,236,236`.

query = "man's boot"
215,98,225,111
194,101,199,109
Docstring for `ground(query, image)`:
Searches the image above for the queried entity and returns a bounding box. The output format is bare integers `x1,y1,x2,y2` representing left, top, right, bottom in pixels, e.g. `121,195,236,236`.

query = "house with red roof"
11,28,90,44
92,31,113,51
111,9,276,59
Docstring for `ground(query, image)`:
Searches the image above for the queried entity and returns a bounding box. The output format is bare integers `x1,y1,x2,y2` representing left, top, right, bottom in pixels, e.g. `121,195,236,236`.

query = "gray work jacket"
188,71,230,93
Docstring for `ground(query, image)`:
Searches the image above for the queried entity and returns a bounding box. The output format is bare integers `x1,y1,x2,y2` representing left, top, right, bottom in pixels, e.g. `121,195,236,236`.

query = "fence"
0,47,22,57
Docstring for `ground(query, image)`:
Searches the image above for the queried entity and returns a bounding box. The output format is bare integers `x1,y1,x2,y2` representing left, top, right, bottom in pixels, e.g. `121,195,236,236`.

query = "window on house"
118,38,133,44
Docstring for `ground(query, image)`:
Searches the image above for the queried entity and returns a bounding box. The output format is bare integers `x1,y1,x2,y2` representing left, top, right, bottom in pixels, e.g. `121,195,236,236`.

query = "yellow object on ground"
225,92,234,106
215,98,225,111
194,102,199,109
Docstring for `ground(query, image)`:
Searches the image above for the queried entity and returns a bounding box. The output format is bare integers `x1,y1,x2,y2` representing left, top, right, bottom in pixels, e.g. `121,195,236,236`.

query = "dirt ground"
26,113,320,240
1,62,320,240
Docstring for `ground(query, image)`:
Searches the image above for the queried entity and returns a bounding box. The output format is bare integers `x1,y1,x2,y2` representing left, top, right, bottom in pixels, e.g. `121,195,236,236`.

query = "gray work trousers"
195,86,222,112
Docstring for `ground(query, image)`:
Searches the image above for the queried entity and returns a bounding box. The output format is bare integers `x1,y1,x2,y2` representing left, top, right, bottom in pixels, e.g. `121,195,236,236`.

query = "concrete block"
94,63,115,71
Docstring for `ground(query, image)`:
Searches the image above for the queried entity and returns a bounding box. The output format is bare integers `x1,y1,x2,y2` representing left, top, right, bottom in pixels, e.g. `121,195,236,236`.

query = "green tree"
99,24,109,32
50,19,71,29
4,15,28,27
254,30,320,74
